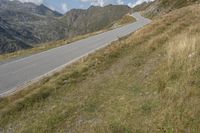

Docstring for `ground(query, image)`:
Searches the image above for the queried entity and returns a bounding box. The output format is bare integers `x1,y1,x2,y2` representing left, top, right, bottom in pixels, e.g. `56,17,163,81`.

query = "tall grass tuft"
167,33,199,79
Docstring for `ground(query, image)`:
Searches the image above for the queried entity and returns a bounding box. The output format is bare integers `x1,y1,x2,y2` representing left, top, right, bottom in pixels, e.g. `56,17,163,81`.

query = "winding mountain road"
0,12,151,96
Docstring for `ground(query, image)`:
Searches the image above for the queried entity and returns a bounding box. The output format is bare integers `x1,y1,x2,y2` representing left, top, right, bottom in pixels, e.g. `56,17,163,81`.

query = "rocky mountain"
0,0,130,54
0,17,32,53
0,0,63,53
61,5,131,37
0,0,62,16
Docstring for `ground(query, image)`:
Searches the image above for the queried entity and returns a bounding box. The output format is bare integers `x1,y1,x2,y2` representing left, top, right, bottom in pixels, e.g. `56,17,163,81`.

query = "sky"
14,0,155,13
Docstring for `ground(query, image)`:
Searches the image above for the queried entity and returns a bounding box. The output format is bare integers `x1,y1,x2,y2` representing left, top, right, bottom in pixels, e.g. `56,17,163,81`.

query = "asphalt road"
0,12,151,96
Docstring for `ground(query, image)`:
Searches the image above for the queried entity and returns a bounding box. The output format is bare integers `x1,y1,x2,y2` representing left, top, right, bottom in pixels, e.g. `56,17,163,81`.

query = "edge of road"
0,12,151,98
0,40,116,97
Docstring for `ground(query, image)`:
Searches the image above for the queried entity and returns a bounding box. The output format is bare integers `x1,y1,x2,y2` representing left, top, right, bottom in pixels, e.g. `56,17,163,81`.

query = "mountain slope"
131,1,152,12
61,5,131,36
0,3,199,132
0,0,130,54
0,17,33,53
0,0,62,16
0,0,62,53
143,0,200,17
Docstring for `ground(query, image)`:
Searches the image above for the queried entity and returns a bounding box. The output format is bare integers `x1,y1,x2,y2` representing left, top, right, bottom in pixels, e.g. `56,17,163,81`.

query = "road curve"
0,12,151,96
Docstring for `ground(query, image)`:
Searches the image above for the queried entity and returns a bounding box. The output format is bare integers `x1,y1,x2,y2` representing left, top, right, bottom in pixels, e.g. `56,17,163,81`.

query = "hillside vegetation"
0,4,199,132
112,15,136,27
143,0,200,18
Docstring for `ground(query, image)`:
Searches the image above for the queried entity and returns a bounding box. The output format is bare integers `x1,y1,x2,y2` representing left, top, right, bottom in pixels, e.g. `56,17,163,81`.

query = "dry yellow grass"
115,15,136,26
0,5,199,133
167,33,198,71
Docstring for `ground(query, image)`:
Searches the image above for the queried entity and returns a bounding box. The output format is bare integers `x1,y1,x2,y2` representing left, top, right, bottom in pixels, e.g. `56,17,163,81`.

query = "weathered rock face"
0,17,32,53
0,0,130,54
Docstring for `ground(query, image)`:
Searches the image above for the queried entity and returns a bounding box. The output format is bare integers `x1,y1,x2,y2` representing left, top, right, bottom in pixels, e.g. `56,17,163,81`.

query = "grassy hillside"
0,4,200,132
143,0,200,18
131,1,152,12
113,15,136,27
